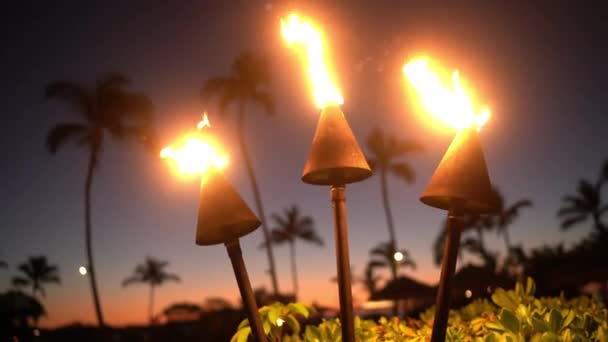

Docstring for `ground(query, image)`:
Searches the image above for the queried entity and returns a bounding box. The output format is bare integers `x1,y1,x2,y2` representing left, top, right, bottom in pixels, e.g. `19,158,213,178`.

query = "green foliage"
233,278,608,341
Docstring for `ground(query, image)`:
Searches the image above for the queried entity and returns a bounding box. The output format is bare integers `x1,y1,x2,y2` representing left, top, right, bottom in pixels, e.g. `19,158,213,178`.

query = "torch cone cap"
302,105,372,185
196,169,261,246
420,129,499,213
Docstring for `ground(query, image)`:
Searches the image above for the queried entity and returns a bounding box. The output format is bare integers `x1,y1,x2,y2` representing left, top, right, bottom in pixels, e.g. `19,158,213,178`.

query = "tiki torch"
282,14,372,342
161,114,267,342
403,58,499,342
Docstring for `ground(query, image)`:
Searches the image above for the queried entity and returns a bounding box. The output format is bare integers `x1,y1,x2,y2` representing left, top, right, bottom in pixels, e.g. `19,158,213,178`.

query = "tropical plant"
494,189,532,256
233,278,608,341
264,206,323,299
122,257,180,324
369,241,416,315
366,128,422,278
45,74,155,326
362,262,381,297
11,256,60,298
558,173,608,235
202,51,279,295
0,290,46,331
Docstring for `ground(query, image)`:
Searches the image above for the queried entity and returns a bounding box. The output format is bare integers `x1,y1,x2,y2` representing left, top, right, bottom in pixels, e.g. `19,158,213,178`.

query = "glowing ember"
281,13,343,109
403,57,490,130
160,113,228,176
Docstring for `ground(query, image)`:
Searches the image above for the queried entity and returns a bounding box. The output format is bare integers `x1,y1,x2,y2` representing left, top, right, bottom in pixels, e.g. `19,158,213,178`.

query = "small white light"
393,251,404,262
33,329,40,336
465,289,472,298
276,318,284,327
79,266,87,276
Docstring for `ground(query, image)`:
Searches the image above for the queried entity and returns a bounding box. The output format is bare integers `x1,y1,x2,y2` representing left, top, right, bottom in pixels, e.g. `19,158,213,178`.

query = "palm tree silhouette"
45,74,155,326
494,189,532,256
362,262,381,297
368,241,416,315
264,206,323,298
201,51,279,295
558,160,608,235
122,257,180,324
366,128,422,281
12,256,60,298
433,215,496,269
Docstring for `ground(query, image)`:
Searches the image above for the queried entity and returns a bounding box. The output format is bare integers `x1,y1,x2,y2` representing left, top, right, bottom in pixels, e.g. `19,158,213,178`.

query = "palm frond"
45,81,91,118
12,277,29,287
560,214,588,230
201,77,232,100
251,91,275,115
46,123,90,154
390,162,416,184
122,276,141,287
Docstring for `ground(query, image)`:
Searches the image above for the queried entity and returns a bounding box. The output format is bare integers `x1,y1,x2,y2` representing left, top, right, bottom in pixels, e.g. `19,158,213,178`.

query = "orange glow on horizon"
160,112,227,177
281,13,344,109
403,57,490,131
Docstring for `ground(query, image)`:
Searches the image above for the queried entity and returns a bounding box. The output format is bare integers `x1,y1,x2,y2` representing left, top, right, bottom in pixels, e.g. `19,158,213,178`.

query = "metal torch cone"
421,128,498,342
195,168,266,342
196,169,261,246
302,105,371,342
302,105,372,185
421,128,499,213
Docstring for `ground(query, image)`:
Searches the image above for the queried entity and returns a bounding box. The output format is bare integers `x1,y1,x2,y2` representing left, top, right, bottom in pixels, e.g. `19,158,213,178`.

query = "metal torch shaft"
330,185,355,342
225,240,267,342
431,209,464,342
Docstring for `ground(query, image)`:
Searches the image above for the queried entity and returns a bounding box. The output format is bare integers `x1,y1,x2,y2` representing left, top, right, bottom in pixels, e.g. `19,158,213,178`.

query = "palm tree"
264,206,323,298
122,257,180,324
433,214,496,270
369,241,416,315
45,74,155,326
12,256,60,297
366,128,422,281
362,262,381,297
558,167,608,235
368,241,417,277
201,51,279,295
494,189,533,255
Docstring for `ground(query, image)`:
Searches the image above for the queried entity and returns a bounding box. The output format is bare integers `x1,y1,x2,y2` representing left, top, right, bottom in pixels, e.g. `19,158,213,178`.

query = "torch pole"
330,185,355,342
430,208,464,342
225,240,267,342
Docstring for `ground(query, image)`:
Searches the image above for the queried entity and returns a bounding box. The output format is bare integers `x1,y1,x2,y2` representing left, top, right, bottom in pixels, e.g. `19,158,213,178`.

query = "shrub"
232,278,608,341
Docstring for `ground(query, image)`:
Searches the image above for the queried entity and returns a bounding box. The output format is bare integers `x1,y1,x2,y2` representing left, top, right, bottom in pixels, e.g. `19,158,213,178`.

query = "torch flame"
160,112,227,176
281,13,343,109
403,57,490,130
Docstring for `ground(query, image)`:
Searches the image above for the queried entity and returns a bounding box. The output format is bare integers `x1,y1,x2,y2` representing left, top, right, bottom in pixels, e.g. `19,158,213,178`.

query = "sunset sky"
1,1,607,327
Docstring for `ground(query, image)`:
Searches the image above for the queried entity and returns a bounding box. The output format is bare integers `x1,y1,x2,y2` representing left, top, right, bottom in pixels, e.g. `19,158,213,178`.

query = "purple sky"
1,1,607,327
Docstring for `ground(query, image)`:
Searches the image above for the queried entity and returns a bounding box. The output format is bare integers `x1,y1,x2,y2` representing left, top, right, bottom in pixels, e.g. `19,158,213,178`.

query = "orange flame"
403,57,490,130
160,112,227,176
281,13,343,109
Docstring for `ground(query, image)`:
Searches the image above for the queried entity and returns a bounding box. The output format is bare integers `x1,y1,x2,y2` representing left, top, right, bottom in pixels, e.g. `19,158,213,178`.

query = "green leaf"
526,278,536,296
237,318,250,330
284,315,301,334
549,310,562,333
287,303,310,318
231,326,251,342
492,289,519,310
499,309,520,333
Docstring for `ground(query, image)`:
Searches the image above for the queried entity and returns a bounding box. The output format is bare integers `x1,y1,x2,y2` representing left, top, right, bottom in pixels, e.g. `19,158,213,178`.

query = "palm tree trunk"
85,145,105,327
503,228,512,257
149,284,155,324
380,170,399,316
237,101,279,296
289,241,298,299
